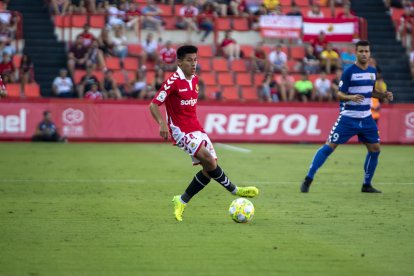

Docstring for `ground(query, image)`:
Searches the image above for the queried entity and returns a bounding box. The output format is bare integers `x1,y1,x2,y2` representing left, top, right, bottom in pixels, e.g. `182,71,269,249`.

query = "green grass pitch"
0,142,413,275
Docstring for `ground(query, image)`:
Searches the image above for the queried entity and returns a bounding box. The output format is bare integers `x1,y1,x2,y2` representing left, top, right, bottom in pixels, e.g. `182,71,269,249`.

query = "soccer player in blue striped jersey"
300,40,394,193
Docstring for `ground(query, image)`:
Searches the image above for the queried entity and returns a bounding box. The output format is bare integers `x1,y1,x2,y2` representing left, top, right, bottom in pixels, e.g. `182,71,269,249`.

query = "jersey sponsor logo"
338,80,343,88
181,98,197,106
179,88,188,92
156,91,167,102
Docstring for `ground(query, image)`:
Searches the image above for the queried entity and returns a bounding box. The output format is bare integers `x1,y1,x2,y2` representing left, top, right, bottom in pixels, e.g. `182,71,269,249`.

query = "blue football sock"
307,144,334,179
363,151,380,185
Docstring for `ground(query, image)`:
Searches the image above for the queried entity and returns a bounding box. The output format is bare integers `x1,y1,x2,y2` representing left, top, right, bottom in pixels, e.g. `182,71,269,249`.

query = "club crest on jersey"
195,84,199,93
338,80,343,88
370,74,374,80
190,142,196,149
156,91,167,102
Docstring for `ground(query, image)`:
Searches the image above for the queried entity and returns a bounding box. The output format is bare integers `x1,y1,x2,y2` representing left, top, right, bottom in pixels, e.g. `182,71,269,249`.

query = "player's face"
178,53,197,78
356,45,370,65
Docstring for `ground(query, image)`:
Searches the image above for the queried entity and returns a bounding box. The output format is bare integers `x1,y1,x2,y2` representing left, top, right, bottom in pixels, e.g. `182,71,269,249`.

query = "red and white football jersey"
151,67,204,139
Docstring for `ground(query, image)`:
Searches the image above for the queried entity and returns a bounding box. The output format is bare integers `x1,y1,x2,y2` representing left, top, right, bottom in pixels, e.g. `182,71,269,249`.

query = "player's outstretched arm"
149,103,169,140
372,90,394,101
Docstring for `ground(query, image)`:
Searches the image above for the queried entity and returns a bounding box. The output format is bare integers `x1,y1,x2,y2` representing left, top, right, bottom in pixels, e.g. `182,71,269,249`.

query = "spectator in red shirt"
251,41,269,72
76,24,96,48
84,83,104,100
176,0,199,42
67,36,89,76
0,52,15,84
311,31,328,57
159,41,177,71
220,30,240,60
336,4,355,19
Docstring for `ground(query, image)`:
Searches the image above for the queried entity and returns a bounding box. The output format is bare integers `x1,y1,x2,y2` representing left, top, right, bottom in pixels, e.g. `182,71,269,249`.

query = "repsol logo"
181,98,197,106
0,109,27,133
204,113,321,136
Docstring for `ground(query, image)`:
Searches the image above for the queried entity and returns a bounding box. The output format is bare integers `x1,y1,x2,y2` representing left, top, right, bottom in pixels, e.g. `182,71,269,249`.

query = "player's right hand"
160,122,169,140
351,94,364,103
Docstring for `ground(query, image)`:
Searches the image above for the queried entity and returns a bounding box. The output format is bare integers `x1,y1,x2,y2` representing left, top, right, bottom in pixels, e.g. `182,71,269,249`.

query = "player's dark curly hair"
356,40,370,48
177,45,198,60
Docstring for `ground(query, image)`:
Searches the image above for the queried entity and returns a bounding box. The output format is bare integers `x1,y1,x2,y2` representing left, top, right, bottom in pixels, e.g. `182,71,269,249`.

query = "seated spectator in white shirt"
268,44,288,73
141,32,159,69
52,69,75,98
314,71,333,102
307,4,324,18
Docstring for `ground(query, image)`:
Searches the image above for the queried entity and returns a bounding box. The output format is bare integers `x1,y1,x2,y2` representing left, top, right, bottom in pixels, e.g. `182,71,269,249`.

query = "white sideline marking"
215,143,252,153
0,179,413,185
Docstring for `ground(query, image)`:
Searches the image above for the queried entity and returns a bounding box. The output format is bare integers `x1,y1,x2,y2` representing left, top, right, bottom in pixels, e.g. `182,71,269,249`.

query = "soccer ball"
229,198,255,223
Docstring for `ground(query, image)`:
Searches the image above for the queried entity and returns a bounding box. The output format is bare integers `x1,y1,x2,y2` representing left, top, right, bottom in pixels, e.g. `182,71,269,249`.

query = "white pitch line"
214,143,252,153
0,179,413,185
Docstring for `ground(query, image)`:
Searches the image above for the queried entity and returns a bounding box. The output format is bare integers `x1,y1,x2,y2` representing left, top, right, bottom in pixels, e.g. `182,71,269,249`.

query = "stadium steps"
351,0,414,103
8,0,67,97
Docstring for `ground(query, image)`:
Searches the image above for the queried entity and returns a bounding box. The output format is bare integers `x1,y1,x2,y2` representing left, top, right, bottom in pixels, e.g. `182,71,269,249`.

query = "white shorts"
175,131,217,165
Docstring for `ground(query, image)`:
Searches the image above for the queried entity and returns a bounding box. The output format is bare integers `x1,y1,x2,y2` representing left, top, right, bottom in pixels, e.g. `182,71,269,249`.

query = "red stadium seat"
253,73,266,85
200,72,216,86
54,15,70,27
287,60,300,73
212,58,229,72
295,0,310,6
205,85,220,99
174,4,184,15
25,83,41,98
232,18,249,31
290,45,306,60
235,73,252,86
230,59,248,72
106,56,121,70
12,54,22,68
222,86,239,100
280,0,291,6
198,45,214,57
218,72,234,86
163,17,176,30
127,44,142,56
146,70,155,84
241,86,258,100
216,17,231,31
71,15,88,28
159,4,173,16
240,45,254,58
112,70,133,85
198,57,212,71
391,8,404,26
90,15,105,28
5,83,20,98
308,74,319,83
123,57,139,71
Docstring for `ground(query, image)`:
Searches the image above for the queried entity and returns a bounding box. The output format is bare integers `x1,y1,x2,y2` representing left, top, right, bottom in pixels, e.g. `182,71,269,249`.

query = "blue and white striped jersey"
338,64,377,118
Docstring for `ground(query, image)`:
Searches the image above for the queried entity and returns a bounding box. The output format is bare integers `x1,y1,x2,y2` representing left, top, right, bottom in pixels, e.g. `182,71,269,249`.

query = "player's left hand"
385,91,393,101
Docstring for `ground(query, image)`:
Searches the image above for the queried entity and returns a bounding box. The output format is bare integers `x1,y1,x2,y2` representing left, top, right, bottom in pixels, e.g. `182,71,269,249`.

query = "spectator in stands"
124,69,147,98
112,26,128,60
220,30,241,60
331,68,341,101
159,41,177,71
303,45,320,74
18,54,34,96
52,68,75,98
340,44,356,71
213,0,231,16
336,4,355,19
153,67,165,92
251,41,269,73
198,2,216,42
77,65,100,98
87,40,107,71
106,2,126,29
0,52,15,83
294,73,313,102
141,0,164,38
141,32,159,69
269,44,288,73
307,4,324,18
320,43,339,74
77,24,96,48
286,2,303,16
50,0,71,15
311,31,328,57
70,0,87,14
260,73,279,102
396,8,413,49
409,49,414,78
229,0,249,16
101,70,122,99
275,68,295,102
97,28,114,57
32,111,67,142
67,36,89,77
314,71,333,102
263,0,280,12
176,0,199,42
0,41,13,60
84,82,104,100
0,21,12,45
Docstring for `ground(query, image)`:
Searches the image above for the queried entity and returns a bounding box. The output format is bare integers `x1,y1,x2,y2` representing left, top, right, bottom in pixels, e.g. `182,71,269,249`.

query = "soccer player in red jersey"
149,45,259,221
